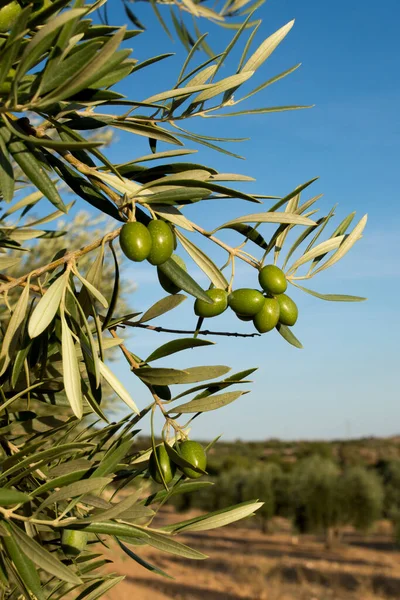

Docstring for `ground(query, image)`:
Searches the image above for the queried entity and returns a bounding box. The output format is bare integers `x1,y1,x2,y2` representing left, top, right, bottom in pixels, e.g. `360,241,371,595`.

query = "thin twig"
123,322,261,337
0,228,121,294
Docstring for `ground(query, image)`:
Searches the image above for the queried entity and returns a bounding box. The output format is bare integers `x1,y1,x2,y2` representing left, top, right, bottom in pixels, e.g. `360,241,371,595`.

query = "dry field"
101,508,400,600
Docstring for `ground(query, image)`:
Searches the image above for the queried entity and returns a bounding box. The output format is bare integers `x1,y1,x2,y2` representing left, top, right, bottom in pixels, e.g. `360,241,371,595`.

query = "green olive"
258,264,287,295
253,298,280,333
178,441,207,479
147,220,175,266
194,288,228,318
276,293,298,326
157,253,187,294
119,222,152,262
61,530,88,557
149,445,176,484
228,289,265,317
0,2,22,33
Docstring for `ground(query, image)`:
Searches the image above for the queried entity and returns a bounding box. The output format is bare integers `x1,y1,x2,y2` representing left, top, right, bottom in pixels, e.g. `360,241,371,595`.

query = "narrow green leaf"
28,272,68,338
17,8,88,80
146,338,213,363
287,235,345,273
99,360,139,414
192,71,254,103
176,230,229,289
157,259,214,303
165,500,263,533
39,27,128,105
36,478,112,513
0,488,31,506
91,439,132,478
137,365,230,386
0,282,30,376
31,469,91,497
143,530,207,559
74,269,108,308
8,139,66,213
170,390,245,414
61,314,83,419
2,526,45,600
139,294,188,325
74,576,125,600
0,131,14,203
292,284,366,302
117,540,172,579
276,323,303,349
312,215,367,275
214,212,315,233
9,522,82,584
241,20,294,72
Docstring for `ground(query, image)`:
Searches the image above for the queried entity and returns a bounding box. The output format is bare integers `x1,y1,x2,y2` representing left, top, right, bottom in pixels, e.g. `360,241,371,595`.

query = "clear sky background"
85,0,399,441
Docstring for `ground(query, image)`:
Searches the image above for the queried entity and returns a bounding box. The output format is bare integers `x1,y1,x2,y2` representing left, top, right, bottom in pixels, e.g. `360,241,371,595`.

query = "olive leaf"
28,271,68,338
169,390,246,413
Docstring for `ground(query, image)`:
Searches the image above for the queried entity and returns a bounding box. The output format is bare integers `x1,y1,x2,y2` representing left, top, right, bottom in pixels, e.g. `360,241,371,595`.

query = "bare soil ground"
103,508,400,600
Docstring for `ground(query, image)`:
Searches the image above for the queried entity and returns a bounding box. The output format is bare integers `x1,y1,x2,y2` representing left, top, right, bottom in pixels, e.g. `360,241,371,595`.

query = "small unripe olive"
119,222,152,262
228,289,265,317
61,529,88,557
253,298,280,333
276,293,298,326
194,289,228,318
0,2,22,33
147,220,174,266
149,445,176,484
157,253,186,294
258,264,287,295
178,441,207,479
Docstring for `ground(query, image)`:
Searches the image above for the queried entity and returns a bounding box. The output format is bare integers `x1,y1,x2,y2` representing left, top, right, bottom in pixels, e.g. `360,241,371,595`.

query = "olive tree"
290,456,341,546
336,466,384,532
0,0,366,596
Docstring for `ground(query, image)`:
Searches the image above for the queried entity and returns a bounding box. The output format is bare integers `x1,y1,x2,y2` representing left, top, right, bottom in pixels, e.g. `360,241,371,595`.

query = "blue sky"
86,0,400,441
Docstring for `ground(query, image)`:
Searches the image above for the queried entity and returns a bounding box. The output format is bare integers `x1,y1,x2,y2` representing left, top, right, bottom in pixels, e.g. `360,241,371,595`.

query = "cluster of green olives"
119,220,175,266
148,441,207,485
194,265,298,334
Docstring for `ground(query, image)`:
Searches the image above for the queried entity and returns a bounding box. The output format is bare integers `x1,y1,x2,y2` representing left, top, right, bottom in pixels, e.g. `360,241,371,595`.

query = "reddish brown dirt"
103,509,400,600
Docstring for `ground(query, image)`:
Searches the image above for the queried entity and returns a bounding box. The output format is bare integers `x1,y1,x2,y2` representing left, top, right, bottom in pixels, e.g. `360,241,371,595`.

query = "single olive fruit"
253,298,280,333
119,222,152,262
149,445,176,484
258,264,287,295
194,288,228,318
147,220,175,266
0,1,22,33
228,289,265,317
178,441,207,479
157,253,187,294
61,530,88,557
276,293,298,326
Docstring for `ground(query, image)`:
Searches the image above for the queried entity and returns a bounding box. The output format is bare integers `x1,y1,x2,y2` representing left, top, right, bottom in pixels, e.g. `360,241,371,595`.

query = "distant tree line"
171,455,400,546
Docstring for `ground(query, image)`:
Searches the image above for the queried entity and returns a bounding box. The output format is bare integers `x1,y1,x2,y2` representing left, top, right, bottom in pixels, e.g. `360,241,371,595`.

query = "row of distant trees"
172,456,400,546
